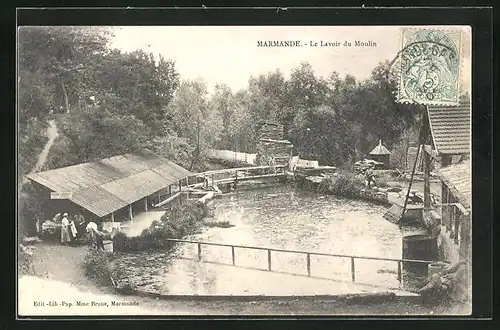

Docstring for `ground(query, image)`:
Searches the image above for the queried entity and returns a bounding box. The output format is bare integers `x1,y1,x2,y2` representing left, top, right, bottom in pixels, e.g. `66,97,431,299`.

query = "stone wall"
255,122,293,166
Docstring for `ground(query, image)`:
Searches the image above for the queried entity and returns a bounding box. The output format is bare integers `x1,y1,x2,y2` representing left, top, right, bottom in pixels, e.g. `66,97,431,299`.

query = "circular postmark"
399,29,461,104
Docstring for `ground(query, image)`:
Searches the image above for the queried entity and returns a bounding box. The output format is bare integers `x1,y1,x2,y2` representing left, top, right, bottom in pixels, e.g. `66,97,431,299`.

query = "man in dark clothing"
365,167,375,188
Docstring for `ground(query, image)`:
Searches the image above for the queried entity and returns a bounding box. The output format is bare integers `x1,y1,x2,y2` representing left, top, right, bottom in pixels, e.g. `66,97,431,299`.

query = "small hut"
369,140,391,168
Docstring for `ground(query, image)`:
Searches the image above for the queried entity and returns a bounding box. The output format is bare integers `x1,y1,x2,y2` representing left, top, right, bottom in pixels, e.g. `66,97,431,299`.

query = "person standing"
60,213,71,245
86,221,104,250
365,166,375,188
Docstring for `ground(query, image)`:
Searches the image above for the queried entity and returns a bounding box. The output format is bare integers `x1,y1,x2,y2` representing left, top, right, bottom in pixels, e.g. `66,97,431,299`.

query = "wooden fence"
163,238,441,285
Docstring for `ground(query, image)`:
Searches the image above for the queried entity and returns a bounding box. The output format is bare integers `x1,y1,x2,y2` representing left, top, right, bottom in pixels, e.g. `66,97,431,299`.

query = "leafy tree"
169,79,222,170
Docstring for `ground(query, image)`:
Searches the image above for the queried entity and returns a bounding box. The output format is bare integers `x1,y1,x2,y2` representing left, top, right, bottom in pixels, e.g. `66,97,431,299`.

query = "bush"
83,248,113,286
83,248,127,288
320,172,365,199
316,172,390,205
18,244,35,276
113,203,205,253
374,176,389,188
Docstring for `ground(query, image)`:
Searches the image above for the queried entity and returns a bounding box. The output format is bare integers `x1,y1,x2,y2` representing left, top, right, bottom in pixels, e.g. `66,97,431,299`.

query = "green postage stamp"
397,28,462,105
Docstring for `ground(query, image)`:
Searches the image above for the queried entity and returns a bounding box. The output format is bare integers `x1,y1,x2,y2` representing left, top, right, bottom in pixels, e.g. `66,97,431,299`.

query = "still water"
121,184,408,296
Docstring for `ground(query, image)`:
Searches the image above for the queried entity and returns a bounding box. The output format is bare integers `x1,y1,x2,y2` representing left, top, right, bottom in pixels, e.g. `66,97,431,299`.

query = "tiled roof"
438,161,471,209
427,105,471,155
369,140,391,155
27,150,192,217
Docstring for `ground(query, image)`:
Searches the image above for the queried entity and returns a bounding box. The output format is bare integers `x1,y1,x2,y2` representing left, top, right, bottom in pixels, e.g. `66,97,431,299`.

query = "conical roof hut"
369,140,391,155
369,140,391,168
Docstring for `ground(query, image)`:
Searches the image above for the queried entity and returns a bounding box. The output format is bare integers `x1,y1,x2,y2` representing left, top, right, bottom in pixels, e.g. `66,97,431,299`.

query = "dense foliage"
113,203,205,252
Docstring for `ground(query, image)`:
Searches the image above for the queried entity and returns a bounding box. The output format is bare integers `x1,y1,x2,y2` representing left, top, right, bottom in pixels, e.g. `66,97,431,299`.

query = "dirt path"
31,119,59,173
30,242,99,292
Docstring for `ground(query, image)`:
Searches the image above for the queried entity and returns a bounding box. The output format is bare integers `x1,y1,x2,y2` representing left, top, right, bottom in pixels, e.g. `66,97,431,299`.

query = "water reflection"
136,184,407,295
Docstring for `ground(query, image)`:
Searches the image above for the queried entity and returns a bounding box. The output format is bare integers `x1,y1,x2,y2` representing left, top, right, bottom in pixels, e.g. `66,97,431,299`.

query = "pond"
114,184,414,296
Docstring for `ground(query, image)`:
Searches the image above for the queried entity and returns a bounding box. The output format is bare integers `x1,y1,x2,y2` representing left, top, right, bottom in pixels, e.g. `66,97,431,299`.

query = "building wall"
438,182,470,264
370,154,390,168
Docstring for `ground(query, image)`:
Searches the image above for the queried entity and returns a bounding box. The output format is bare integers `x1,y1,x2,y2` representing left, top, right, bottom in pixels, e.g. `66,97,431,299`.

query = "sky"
111,26,471,95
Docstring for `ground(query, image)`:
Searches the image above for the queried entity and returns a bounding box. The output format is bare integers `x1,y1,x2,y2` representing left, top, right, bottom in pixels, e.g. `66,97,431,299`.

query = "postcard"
17,23,472,316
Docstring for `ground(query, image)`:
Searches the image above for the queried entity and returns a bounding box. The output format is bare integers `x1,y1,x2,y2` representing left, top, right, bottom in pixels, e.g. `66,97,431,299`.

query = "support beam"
144,197,148,212
111,212,114,223
423,148,431,208
129,204,133,221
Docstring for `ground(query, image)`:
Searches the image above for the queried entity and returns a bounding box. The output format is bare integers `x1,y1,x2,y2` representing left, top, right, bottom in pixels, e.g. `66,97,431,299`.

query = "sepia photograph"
17,24,472,316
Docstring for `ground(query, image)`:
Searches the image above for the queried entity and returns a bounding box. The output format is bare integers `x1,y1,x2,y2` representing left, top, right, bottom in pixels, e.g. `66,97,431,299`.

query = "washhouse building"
26,149,192,227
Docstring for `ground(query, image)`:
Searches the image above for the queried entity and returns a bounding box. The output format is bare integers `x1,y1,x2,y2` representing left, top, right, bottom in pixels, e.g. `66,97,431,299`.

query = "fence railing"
188,165,287,188
164,238,441,285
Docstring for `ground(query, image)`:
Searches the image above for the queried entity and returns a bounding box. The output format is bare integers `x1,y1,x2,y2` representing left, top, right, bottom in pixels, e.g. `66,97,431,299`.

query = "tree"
45,104,148,169
211,84,236,150
168,80,222,170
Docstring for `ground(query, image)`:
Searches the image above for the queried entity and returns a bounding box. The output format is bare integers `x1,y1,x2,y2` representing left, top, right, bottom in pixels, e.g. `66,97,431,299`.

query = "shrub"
18,244,35,276
113,203,206,253
83,248,128,288
328,173,365,198
83,248,113,286
374,176,389,188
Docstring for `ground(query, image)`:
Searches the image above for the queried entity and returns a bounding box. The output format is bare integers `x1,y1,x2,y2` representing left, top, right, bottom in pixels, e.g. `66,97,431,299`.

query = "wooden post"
423,148,431,208
211,174,215,187
179,180,182,192
144,197,148,212
197,243,202,261
158,190,161,203
397,261,402,284
169,185,172,196
267,249,272,271
351,257,356,282
235,170,238,189
111,212,115,223
231,246,235,265
129,204,133,221
454,207,460,244
306,253,311,276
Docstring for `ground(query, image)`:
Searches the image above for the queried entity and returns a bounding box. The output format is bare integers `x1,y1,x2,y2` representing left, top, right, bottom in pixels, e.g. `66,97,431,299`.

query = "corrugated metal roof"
438,161,471,209
369,140,391,155
427,105,471,155
26,150,192,217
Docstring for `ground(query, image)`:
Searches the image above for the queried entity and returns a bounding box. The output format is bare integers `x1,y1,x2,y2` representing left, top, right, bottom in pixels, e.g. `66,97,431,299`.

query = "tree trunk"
61,78,70,114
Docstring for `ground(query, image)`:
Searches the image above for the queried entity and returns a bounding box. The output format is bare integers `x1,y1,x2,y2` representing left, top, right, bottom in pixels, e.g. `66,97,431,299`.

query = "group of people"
59,212,105,250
